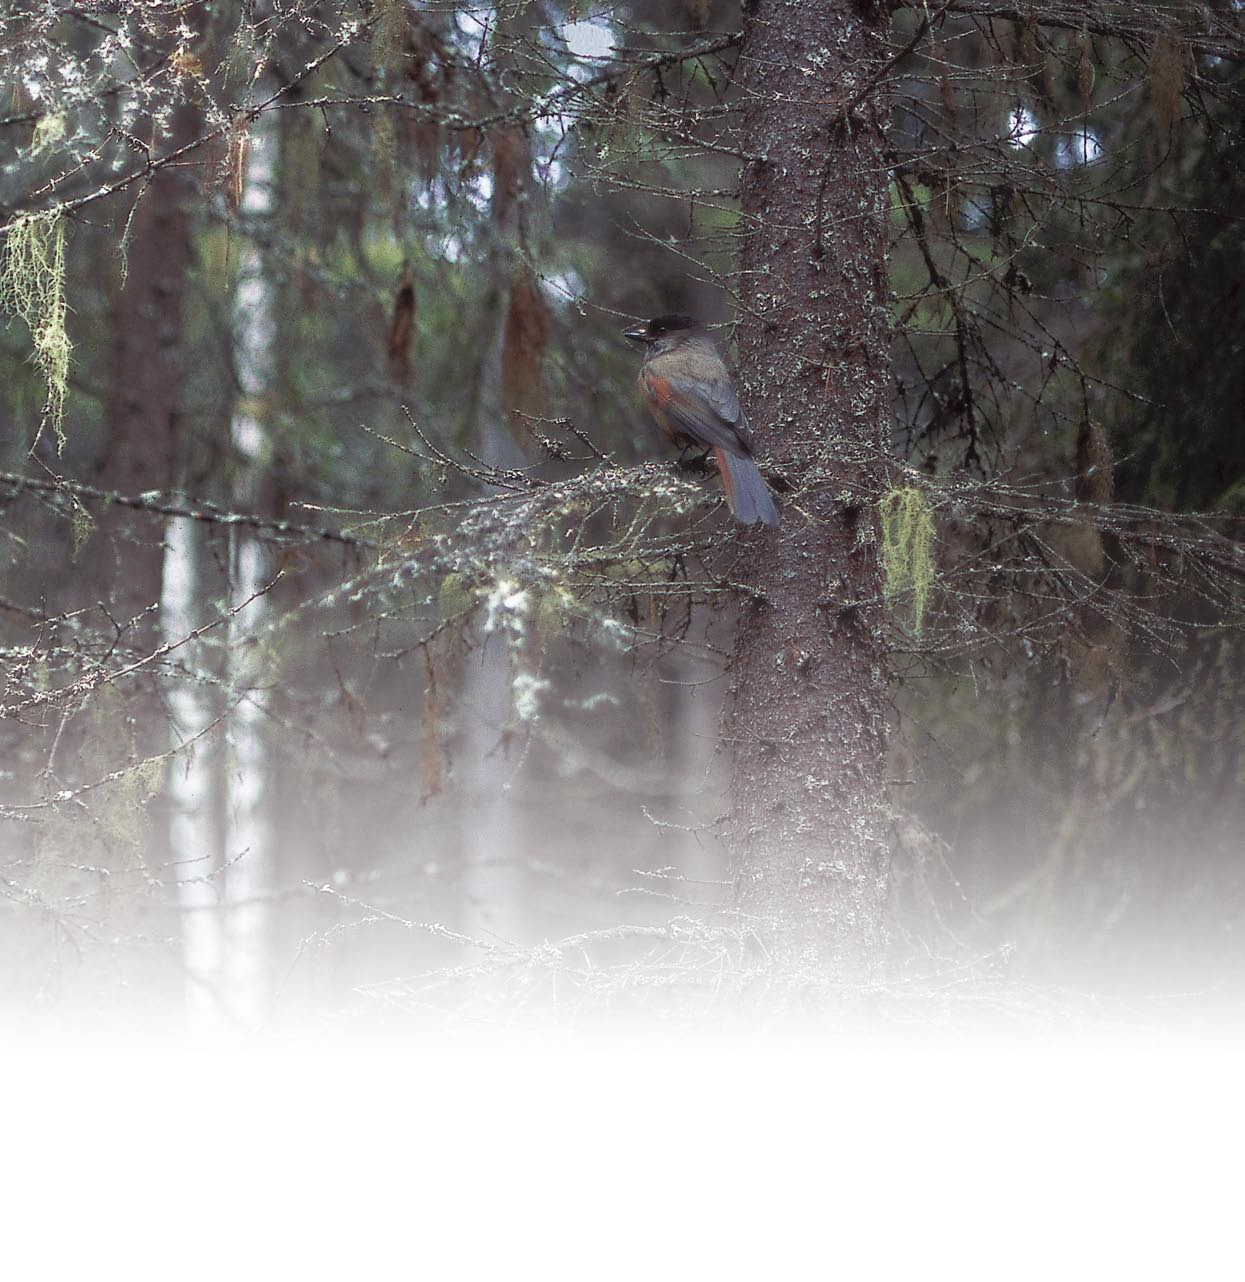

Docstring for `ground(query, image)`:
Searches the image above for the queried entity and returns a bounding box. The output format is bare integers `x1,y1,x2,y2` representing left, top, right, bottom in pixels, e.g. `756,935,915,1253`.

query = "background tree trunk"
455,5,547,953
161,511,224,1028
222,113,277,1026
97,85,201,629
726,0,893,973
100,37,215,1020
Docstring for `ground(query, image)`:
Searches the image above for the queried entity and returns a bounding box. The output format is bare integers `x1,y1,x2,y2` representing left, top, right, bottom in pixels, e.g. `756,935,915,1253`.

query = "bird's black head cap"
623,313,704,343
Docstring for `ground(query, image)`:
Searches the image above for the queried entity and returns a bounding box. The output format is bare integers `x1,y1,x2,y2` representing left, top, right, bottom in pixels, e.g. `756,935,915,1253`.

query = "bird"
623,313,780,528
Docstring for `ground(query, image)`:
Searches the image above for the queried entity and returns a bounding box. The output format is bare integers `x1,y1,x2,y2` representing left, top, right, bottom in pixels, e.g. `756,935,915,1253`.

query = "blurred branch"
1,575,282,721
277,32,745,131
0,469,378,549
2,31,743,229
891,0,1245,65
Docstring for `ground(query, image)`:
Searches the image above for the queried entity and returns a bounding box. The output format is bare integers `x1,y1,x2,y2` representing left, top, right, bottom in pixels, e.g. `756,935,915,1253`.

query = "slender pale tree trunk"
458,305,531,949
726,0,893,973
222,116,277,1023
161,515,224,1027
457,7,550,951
459,616,526,947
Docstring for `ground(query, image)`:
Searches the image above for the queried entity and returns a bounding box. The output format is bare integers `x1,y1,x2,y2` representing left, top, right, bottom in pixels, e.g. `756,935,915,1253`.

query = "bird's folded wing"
646,371,750,454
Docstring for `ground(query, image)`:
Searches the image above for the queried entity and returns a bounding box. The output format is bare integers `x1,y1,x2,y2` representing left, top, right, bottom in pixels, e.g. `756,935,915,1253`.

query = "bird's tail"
715,447,780,527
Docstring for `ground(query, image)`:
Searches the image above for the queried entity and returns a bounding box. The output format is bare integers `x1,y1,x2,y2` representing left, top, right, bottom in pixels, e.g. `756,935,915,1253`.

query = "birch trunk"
161,514,224,1027
458,349,530,949
222,117,277,1024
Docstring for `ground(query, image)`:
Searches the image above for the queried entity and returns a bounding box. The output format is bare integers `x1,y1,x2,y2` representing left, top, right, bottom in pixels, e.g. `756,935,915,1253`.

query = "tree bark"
161,510,225,1030
727,0,892,973
222,112,277,1026
95,16,213,1023
98,91,201,627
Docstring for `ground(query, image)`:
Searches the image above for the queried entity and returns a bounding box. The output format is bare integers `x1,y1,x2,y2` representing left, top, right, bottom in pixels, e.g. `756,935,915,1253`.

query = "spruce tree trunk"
726,0,892,973
98,91,200,628
95,31,215,1021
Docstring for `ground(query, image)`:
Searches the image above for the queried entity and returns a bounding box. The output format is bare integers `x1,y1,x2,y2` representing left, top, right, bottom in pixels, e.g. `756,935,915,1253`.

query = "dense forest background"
1,0,1243,1032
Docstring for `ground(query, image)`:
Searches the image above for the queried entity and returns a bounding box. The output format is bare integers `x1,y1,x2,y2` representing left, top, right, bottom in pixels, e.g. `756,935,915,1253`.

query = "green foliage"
880,485,935,636
0,212,72,452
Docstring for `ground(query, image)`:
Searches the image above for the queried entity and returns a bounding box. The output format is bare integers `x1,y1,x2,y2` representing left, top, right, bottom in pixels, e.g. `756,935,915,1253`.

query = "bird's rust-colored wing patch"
642,364,747,453
641,368,673,404
639,369,683,446
714,446,736,506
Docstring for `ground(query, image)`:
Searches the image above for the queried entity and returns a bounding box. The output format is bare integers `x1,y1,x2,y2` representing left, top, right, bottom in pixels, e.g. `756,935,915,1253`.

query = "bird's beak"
622,325,648,344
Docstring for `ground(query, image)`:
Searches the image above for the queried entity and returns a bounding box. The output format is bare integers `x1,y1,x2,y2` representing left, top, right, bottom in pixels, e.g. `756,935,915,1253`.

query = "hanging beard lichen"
29,111,68,158
71,499,95,559
880,486,935,636
0,211,71,451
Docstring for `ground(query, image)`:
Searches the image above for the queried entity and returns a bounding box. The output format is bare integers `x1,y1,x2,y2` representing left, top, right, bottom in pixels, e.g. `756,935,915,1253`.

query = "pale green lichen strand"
880,485,935,636
0,211,72,451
